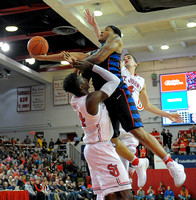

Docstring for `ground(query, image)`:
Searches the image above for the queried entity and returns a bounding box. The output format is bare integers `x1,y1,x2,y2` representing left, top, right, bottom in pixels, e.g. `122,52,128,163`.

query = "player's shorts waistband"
85,140,110,145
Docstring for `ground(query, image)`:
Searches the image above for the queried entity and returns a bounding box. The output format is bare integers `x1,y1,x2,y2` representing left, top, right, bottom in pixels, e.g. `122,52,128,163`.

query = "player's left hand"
168,113,183,123
73,60,94,71
62,51,77,64
84,8,96,27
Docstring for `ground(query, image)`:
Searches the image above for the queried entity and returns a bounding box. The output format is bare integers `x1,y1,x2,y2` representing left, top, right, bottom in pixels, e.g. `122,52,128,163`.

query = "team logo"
107,164,120,177
137,100,144,111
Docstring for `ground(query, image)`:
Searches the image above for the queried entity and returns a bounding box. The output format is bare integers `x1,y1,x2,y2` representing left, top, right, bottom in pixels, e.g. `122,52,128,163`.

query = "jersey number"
107,164,120,177
79,112,86,127
128,86,134,95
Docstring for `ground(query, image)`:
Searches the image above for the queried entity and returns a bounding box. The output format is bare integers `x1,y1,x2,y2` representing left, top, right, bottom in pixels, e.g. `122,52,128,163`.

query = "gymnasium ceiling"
0,0,196,80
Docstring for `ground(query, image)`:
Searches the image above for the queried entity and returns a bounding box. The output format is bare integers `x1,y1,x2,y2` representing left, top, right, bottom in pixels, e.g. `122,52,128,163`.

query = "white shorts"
84,141,131,197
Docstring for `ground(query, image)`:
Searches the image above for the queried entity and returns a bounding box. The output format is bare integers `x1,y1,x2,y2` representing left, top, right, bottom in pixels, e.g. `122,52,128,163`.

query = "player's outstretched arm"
139,84,183,123
84,8,101,40
30,51,88,62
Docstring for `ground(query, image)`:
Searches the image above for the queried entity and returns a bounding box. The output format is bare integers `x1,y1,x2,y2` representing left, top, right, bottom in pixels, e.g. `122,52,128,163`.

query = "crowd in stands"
134,183,191,200
0,125,195,199
0,135,94,200
134,125,196,168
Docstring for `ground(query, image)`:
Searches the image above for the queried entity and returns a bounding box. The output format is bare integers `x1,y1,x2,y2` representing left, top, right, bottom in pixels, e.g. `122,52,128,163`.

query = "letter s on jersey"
107,164,120,177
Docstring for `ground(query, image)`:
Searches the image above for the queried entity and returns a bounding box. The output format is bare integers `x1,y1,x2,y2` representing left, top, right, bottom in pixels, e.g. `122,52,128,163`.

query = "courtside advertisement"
160,71,196,126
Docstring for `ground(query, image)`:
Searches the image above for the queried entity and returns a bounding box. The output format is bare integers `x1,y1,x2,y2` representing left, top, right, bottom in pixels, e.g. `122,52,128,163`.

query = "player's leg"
131,127,166,158
84,142,132,199
116,88,186,187
130,127,186,187
105,94,148,188
111,137,148,188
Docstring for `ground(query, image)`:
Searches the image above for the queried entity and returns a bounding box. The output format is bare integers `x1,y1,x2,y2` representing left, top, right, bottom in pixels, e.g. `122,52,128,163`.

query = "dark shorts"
104,88,143,138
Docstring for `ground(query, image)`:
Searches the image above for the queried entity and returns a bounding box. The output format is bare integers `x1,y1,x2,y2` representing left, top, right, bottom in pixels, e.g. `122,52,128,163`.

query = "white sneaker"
132,158,149,187
167,161,186,187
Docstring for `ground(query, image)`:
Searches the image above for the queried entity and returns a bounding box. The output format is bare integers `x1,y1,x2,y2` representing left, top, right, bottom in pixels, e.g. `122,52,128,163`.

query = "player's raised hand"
73,60,94,72
168,113,184,123
84,8,96,27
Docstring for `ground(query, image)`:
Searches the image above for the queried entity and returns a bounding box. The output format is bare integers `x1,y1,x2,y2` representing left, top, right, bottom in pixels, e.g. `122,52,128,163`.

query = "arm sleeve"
92,65,120,97
34,184,42,192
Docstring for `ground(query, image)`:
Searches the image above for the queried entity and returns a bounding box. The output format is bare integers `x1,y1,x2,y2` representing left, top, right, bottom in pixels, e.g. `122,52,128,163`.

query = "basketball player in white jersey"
119,53,185,174
63,58,132,200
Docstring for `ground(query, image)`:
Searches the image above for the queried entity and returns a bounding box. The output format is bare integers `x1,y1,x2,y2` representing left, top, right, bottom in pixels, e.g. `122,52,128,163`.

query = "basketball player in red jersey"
64,59,132,200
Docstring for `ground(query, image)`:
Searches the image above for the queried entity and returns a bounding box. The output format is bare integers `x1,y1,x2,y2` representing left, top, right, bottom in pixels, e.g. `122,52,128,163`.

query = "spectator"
161,129,168,147
140,145,146,158
189,124,196,131
172,139,179,155
42,139,47,148
0,179,4,190
167,130,173,150
186,134,192,143
152,128,157,133
65,180,79,200
66,158,73,166
74,134,81,142
34,179,45,200
25,179,37,200
55,138,62,145
146,185,156,200
56,179,71,200
48,180,60,200
78,182,93,200
178,134,184,144
17,175,25,189
157,182,165,200
24,135,31,144
32,135,38,146
164,186,174,200
178,186,191,200
189,138,196,154
134,187,145,200
48,145,54,153
37,137,43,147
179,140,187,155
49,138,55,149
3,181,10,190
8,181,16,190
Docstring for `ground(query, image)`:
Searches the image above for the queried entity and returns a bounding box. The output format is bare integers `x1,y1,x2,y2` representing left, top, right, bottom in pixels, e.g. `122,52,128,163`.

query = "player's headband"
107,25,121,37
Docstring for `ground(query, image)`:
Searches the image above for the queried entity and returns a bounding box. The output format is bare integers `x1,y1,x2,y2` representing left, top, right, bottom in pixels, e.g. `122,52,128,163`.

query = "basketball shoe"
132,158,149,187
167,161,186,187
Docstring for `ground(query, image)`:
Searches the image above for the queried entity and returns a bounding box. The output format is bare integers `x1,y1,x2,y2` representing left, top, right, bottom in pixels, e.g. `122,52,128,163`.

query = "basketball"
27,36,49,55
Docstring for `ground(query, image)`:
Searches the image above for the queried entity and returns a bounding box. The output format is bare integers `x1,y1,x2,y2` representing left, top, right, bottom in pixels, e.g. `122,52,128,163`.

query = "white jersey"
121,66,145,106
71,95,113,144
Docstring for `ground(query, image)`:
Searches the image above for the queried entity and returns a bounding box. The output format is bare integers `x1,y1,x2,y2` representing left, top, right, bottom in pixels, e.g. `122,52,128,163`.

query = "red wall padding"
132,168,196,198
